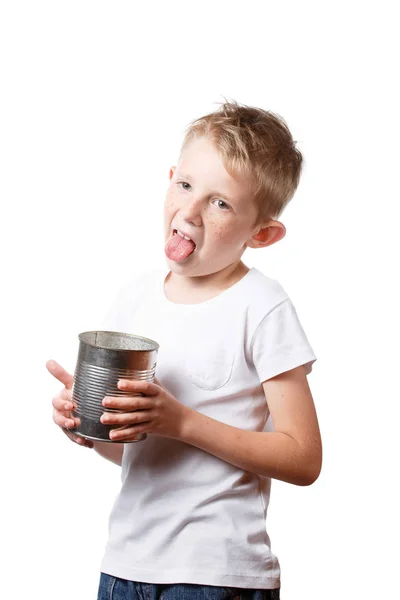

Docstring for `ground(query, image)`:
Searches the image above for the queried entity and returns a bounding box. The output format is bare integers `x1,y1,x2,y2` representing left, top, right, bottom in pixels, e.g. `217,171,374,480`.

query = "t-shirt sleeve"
251,297,317,383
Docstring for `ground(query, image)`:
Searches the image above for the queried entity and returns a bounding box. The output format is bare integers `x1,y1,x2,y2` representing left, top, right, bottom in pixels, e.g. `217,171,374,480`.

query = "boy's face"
163,135,262,278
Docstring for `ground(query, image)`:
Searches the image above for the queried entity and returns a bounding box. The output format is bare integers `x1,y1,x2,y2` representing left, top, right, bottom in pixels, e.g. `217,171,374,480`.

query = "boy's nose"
180,199,203,227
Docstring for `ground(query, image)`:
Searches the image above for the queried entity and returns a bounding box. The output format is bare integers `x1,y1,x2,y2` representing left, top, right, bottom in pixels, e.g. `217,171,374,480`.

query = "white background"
1,1,399,599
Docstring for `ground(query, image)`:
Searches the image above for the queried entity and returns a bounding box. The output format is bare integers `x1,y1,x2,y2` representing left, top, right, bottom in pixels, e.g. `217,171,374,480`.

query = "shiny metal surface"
71,331,159,443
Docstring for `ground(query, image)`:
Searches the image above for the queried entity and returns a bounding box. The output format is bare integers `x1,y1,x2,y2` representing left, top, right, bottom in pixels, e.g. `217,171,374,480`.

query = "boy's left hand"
100,378,193,442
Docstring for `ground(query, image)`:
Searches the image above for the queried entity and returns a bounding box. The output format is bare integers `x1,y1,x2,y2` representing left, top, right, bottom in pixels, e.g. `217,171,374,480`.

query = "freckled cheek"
211,224,233,243
164,198,178,219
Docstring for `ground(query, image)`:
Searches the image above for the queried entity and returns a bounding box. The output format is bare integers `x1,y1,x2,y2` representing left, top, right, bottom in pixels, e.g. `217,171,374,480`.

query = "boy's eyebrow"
176,171,192,180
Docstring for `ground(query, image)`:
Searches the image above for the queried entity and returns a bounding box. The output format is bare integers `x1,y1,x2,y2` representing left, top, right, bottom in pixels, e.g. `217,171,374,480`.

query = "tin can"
71,331,159,443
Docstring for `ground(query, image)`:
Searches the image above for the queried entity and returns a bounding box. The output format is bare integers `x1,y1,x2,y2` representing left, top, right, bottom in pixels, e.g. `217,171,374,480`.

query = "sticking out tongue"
165,232,196,262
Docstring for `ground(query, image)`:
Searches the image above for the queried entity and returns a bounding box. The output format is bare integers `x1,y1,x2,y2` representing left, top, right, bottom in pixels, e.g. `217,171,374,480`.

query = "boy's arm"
182,365,322,486
93,441,124,466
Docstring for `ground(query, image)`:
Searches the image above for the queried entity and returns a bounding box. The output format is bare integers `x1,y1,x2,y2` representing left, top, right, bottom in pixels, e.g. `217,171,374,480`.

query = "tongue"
165,234,196,262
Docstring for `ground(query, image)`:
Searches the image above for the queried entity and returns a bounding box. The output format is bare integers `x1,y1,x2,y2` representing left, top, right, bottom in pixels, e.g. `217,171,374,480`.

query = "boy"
48,100,322,599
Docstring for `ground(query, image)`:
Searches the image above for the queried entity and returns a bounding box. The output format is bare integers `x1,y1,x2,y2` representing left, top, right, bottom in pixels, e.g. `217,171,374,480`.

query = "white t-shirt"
99,265,317,590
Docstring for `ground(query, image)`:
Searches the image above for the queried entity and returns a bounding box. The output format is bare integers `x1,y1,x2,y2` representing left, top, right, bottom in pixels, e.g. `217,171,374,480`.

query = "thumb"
46,359,74,389
154,377,163,388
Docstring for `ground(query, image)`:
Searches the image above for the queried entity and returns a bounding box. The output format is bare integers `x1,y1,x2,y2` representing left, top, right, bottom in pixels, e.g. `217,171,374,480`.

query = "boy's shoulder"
242,267,289,314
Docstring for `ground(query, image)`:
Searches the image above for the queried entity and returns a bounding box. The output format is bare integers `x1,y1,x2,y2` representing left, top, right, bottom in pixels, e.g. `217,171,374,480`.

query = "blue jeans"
97,573,280,599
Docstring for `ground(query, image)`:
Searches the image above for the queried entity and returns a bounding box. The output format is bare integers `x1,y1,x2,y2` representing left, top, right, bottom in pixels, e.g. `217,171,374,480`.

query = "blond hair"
181,99,304,227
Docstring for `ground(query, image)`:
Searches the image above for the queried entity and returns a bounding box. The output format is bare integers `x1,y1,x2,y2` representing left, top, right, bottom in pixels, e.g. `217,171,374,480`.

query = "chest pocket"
184,349,235,391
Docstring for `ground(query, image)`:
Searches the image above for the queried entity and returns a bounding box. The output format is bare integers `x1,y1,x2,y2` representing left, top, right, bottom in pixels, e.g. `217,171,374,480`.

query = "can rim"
78,330,159,352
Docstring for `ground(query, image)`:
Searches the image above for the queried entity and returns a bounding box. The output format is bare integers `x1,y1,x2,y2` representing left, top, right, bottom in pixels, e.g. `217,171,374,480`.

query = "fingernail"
64,403,70,410
103,398,111,406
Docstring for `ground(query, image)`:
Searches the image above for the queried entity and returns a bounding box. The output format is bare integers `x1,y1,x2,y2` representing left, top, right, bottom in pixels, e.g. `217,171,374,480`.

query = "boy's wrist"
178,405,200,443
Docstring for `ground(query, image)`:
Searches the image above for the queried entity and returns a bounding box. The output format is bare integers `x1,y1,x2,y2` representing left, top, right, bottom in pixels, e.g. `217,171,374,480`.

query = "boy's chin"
165,257,204,277
165,256,194,267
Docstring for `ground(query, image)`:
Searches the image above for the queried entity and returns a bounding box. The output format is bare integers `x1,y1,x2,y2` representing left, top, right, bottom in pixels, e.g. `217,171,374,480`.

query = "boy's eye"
178,182,229,211
213,199,230,211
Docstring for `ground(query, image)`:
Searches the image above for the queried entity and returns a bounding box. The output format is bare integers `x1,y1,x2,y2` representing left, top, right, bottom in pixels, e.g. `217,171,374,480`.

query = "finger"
63,428,89,445
46,360,74,389
102,395,152,411
117,379,159,396
60,387,74,404
53,409,77,429
52,390,75,412
63,429,81,443
109,424,149,441
63,428,94,448
100,410,151,426
53,408,67,427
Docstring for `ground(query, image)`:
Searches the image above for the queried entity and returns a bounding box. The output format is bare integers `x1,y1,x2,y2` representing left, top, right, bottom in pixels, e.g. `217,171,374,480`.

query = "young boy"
48,100,322,599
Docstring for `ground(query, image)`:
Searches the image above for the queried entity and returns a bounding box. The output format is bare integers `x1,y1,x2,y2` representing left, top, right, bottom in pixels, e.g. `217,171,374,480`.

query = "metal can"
71,331,159,443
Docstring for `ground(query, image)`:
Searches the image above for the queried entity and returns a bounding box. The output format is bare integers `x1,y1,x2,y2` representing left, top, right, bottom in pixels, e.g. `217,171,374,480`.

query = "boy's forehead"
178,135,223,168
177,137,253,198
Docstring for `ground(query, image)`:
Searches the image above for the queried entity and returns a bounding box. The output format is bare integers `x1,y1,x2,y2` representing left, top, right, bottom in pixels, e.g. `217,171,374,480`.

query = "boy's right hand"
46,359,94,448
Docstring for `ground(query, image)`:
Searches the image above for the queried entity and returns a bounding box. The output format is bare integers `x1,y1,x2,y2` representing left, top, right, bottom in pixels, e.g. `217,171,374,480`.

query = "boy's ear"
169,167,176,181
246,220,286,249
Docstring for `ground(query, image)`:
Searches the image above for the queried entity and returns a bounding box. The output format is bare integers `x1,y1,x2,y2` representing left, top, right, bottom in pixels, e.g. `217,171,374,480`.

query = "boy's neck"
164,260,250,305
